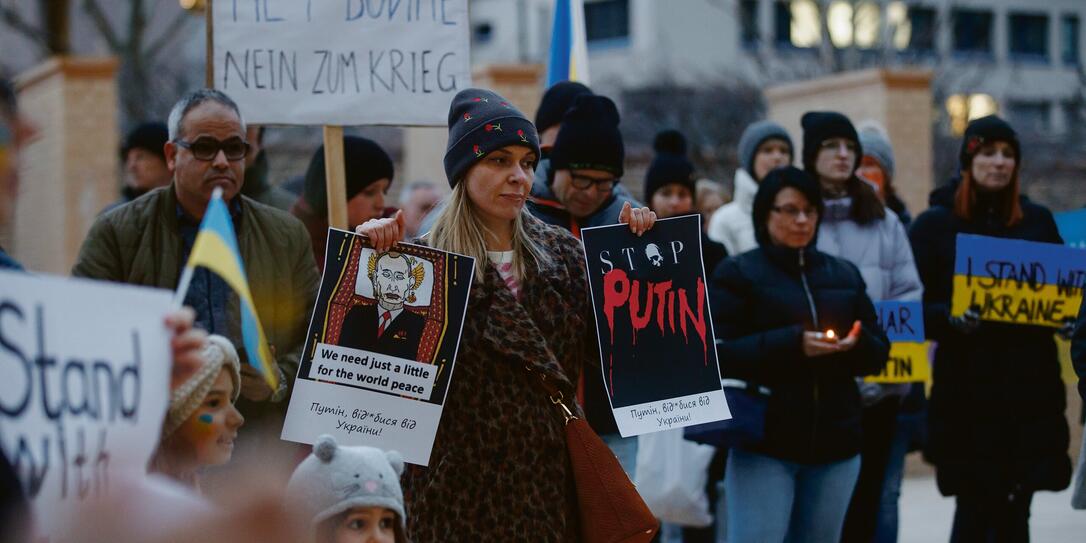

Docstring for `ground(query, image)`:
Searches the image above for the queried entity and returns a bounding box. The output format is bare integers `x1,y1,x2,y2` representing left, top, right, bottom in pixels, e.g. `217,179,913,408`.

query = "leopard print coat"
405,214,596,542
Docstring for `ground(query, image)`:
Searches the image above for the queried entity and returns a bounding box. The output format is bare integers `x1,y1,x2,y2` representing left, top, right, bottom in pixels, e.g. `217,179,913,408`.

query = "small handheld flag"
546,0,591,88
175,188,279,390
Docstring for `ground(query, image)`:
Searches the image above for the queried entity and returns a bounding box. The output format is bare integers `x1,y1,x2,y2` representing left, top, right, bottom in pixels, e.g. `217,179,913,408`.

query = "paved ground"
899,476,1086,543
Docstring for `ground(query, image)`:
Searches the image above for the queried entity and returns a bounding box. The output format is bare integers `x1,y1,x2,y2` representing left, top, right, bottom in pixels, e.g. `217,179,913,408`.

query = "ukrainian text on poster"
282,229,474,465
581,215,729,437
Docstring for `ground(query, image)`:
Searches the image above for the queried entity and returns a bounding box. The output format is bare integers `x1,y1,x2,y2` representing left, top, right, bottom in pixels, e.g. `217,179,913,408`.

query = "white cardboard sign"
0,271,172,540
212,0,471,126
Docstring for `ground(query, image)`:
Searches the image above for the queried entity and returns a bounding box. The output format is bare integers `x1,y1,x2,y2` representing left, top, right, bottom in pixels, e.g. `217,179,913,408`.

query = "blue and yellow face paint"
951,233,1086,327
865,301,930,384
0,123,12,175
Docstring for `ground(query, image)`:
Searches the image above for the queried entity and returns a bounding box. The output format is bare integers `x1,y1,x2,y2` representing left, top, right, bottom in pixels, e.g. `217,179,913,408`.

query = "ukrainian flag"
546,0,591,87
178,188,278,389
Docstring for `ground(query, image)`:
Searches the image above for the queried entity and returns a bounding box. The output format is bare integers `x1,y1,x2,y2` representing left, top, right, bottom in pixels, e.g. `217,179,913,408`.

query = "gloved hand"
949,305,981,334
1056,317,1076,340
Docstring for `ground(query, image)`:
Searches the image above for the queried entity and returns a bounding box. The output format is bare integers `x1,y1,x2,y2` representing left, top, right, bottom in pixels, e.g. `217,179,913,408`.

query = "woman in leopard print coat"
357,88,655,542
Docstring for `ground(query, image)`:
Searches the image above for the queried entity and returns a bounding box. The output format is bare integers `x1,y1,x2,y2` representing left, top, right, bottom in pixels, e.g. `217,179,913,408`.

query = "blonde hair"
428,182,551,283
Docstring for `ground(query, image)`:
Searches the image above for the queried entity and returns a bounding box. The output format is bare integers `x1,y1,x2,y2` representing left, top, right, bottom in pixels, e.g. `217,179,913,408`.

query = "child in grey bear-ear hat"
286,435,408,543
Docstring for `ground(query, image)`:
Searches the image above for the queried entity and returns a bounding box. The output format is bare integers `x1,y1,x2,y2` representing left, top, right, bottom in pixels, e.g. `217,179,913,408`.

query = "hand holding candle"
803,321,862,357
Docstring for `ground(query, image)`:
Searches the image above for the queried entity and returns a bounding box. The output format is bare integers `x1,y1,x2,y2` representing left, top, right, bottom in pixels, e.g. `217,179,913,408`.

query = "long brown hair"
953,169,1024,227
845,175,886,224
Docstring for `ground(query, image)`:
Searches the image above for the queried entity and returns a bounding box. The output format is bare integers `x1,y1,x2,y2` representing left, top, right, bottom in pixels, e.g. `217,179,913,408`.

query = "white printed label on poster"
212,0,471,126
282,229,475,465
0,271,172,540
580,215,731,437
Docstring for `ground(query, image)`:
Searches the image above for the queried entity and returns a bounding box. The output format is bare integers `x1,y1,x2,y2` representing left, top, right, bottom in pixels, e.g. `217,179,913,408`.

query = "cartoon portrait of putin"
340,251,427,360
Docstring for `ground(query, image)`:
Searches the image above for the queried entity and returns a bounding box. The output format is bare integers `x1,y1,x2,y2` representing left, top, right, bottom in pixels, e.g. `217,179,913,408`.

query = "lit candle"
824,329,837,342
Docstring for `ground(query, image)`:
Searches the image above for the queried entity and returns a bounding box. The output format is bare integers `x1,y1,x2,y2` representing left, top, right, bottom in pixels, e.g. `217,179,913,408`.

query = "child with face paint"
286,435,408,543
151,334,244,490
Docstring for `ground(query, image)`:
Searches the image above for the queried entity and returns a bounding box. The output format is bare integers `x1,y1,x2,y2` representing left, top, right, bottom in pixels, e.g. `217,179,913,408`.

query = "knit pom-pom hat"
163,334,241,437
286,435,406,528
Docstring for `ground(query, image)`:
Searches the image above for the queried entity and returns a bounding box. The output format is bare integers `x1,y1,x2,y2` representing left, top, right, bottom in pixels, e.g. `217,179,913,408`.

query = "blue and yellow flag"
546,0,590,87
180,188,278,389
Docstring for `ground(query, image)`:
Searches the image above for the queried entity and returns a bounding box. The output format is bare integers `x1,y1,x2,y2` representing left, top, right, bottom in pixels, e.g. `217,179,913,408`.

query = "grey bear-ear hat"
163,334,241,437
286,434,406,527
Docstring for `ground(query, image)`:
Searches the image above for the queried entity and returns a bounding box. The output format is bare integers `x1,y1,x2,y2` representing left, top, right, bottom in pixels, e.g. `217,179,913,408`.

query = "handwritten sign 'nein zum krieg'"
865,301,930,384
213,0,470,125
581,215,729,438
0,271,172,540
952,233,1086,327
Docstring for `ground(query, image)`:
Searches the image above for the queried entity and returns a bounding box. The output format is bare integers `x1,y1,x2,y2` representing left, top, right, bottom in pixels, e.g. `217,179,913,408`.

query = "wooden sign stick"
323,126,349,230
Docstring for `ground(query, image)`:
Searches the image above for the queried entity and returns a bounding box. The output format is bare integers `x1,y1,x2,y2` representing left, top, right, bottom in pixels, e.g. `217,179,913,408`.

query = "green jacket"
242,151,297,212
72,186,320,412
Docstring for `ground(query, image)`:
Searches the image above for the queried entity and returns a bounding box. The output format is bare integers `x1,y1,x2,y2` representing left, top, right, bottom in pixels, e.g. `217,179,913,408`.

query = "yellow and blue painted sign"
866,300,930,384
1055,209,1086,250
951,233,1086,328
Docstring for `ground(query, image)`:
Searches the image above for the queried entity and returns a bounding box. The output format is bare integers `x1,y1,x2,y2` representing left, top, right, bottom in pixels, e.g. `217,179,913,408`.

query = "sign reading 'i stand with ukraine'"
951,233,1086,327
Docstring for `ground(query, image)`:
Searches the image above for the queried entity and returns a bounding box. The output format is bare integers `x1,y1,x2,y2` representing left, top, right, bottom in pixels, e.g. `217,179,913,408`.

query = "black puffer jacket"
909,179,1071,496
711,242,889,465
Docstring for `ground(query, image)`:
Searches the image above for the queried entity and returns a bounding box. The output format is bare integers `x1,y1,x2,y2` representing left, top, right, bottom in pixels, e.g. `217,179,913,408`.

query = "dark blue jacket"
710,243,888,464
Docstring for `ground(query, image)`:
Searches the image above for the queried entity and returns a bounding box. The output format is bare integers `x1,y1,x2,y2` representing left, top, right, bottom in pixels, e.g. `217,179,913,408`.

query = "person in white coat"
706,120,792,255
801,111,923,543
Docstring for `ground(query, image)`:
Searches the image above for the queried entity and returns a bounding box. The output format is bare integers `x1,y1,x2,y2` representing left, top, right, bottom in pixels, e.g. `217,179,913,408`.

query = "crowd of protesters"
1,70,1085,543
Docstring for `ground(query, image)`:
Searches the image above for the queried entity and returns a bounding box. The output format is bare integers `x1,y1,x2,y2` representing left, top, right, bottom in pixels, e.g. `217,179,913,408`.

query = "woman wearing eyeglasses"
357,88,655,542
800,112,924,542
710,166,888,542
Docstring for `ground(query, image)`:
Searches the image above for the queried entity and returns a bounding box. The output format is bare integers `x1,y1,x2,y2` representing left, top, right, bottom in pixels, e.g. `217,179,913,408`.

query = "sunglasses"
175,136,250,161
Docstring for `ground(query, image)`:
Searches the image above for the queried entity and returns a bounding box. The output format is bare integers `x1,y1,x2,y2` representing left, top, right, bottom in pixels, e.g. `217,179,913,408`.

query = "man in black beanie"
104,122,171,212
527,94,641,237
535,80,592,152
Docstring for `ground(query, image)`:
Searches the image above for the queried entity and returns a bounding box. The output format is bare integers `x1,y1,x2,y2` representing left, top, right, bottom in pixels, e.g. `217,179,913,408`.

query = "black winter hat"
800,111,861,174
534,81,593,137
643,130,696,204
549,94,624,179
959,115,1020,170
444,88,539,187
751,166,823,247
121,122,168,161
303,136,394,217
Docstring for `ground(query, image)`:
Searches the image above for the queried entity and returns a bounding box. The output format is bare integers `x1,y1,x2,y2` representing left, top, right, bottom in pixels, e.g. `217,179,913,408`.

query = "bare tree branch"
144,8,193,60
0,4,49,54
82,0,122,51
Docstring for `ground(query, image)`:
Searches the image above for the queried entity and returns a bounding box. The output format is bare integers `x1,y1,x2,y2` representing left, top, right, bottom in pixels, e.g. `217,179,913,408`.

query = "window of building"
1063,15,1081,64
740,0,759,48
826,1,879,49
1009,13,1049,61
953,9,993,56
775,0,821,48
946,94,998,135
1007,100,1051,132
888,2,936,52
584,0,630,43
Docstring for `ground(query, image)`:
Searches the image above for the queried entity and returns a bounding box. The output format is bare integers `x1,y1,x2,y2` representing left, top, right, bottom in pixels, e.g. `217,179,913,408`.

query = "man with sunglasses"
73,89,320,465
527,94,641,238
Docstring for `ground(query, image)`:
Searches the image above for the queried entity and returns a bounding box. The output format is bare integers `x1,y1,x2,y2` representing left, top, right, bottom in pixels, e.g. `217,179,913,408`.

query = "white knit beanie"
162,334,242,437
285,435,406,528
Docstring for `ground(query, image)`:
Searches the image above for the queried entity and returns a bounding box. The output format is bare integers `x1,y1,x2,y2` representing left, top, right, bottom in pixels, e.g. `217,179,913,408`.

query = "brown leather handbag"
533,372,659,543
